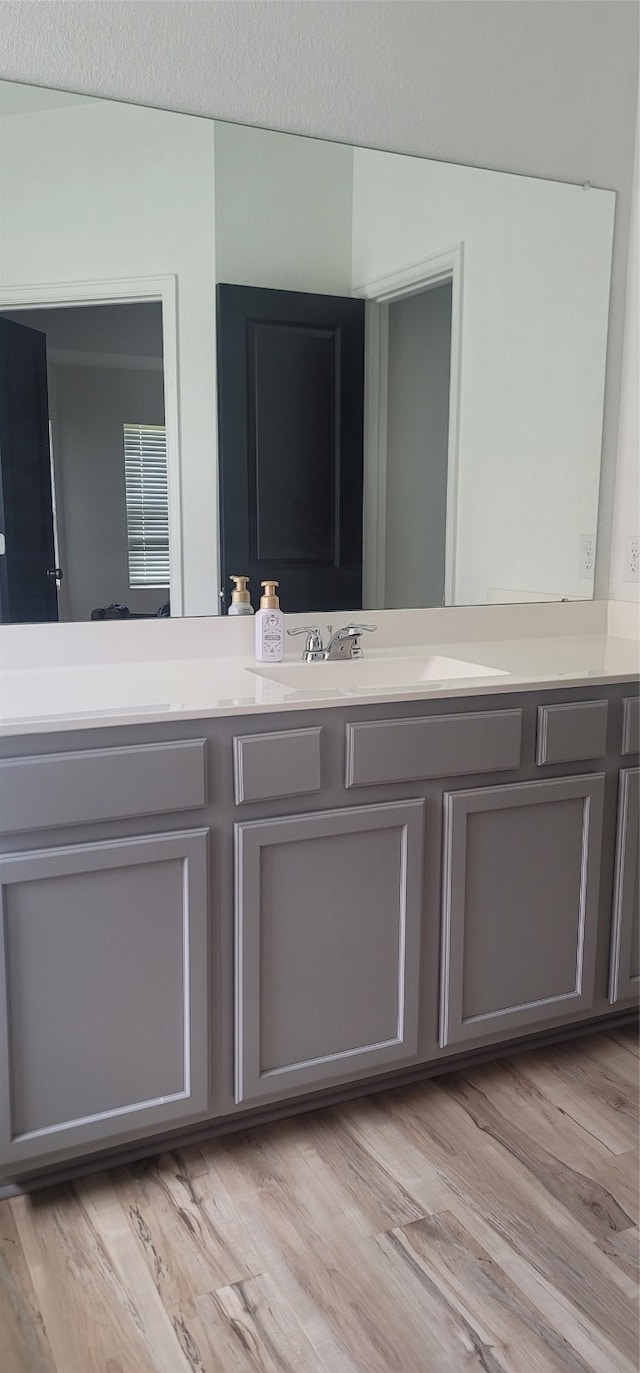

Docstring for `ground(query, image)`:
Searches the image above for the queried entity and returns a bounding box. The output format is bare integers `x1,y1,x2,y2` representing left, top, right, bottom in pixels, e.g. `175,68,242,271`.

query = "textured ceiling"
0,1,635,189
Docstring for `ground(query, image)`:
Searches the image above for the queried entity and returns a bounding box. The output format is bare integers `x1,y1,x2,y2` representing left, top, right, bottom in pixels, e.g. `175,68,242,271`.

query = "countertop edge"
1,661,639,739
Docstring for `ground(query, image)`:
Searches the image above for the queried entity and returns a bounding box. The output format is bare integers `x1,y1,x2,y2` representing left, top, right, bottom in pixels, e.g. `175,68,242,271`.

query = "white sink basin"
251,653,507,694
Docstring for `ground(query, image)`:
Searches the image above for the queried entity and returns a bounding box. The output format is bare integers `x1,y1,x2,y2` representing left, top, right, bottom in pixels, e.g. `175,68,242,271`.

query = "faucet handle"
287,625,321,639
287,625,324,657
335,623,377,639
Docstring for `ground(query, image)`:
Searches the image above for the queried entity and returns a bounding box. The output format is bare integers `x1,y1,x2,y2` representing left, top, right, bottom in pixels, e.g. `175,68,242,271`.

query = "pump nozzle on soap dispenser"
255,580,284,660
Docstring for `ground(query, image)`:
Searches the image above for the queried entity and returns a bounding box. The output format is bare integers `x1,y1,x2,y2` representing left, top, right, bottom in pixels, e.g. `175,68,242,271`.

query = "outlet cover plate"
624,535,640,583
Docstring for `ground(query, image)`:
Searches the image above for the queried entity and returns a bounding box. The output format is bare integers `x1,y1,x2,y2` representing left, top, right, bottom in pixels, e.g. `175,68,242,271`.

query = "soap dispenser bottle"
255,580,284,661
228,575,254,616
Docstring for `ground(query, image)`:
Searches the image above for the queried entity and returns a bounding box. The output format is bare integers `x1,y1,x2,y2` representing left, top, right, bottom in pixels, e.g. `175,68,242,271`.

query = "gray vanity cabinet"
234,800,424,1105
609,768,640,1006
0,826,210,1176
0,680,636,1188
439,774,605,1048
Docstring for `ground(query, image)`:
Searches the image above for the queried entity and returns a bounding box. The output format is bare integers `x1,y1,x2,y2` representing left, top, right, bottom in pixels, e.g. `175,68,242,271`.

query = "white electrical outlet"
579,535,595,578
624,535,640,583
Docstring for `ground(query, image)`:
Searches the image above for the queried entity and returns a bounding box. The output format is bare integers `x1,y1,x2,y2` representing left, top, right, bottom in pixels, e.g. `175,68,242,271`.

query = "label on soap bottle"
255,608,284,661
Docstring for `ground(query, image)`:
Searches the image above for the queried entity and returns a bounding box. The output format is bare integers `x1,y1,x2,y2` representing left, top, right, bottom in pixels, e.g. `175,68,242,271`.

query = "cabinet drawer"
0,739,207,834
536,700,608,765
233,727,321,804
622,697,640,756
345,709,522,787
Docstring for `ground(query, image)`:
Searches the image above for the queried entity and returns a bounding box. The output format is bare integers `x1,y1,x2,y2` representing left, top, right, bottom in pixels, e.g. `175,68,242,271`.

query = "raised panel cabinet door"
216,284,365,613
0,829,209,1176
440,775,604,1048
235,800,424,1105
609,768,640,1005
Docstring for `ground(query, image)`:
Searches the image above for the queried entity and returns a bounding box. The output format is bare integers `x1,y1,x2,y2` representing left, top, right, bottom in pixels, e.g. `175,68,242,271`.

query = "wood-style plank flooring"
1,1028,638,1373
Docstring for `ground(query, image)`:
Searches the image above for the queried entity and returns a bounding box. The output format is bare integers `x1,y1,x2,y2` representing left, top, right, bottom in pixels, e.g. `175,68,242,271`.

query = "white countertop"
1,613,638,737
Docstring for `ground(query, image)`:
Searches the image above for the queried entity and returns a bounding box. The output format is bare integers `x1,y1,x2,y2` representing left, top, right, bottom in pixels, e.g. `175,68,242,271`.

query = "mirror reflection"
0,80,615,621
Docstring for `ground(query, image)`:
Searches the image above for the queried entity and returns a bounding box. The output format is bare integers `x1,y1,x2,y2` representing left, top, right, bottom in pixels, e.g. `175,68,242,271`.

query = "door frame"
0,276,184,615
354,244,463,608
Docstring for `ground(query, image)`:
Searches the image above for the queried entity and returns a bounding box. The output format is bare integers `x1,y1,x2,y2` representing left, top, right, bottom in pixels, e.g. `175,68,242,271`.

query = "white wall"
0,1,636,603
0,99,219,616
609,96,639,605
352,149,615,605
215,122,353,294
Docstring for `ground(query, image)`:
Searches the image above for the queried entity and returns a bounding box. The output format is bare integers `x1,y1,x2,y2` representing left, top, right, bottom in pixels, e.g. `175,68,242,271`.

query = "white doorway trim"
354,244,463,607
0,275,184,615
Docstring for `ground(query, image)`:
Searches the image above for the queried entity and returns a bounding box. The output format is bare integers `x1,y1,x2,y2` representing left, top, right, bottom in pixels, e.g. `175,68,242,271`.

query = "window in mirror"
123,423,170,590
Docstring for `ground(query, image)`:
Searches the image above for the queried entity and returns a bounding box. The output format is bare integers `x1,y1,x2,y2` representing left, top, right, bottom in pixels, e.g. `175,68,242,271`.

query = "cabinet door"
609,768,639,1005
0,829,209,1175
235,800,424,1105
440,775,604,1048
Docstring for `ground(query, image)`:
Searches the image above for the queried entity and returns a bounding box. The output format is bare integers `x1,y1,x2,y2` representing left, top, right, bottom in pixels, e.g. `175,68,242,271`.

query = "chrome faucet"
288,623,377,663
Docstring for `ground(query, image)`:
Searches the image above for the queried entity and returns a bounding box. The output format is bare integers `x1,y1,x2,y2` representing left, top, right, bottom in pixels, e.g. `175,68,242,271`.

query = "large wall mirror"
0,79,615,622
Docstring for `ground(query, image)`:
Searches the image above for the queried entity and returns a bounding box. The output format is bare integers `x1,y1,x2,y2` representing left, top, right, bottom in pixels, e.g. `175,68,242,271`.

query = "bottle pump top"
260,580,280,609
229,575,251,607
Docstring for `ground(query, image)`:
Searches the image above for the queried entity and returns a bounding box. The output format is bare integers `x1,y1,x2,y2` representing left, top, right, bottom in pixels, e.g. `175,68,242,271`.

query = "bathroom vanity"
0,67,635,1195
0,604,638,1189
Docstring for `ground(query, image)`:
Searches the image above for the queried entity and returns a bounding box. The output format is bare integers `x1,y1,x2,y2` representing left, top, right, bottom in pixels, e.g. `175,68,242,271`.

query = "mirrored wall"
0,80,615,621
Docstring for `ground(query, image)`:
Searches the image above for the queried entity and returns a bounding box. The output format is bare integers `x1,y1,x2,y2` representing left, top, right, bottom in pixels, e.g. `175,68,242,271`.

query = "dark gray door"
440,775,605,1048
609,768,640,1005
0,315,58,622
235,800,424,1104
216,284,365,614
0,829,209,1175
